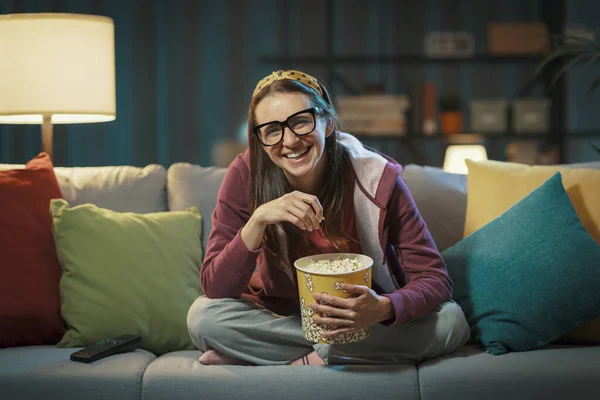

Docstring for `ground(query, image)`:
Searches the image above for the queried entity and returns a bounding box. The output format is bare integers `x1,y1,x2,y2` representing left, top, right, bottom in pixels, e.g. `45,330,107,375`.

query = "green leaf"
538,34,600,97
577,53,600,81
586,76,600,96
536,51,566,76
534,47,593,77
551,34,600,50
551,52,594,85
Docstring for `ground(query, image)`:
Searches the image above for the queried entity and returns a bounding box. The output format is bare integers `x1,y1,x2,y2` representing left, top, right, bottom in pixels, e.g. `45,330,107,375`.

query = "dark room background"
1,0,599,167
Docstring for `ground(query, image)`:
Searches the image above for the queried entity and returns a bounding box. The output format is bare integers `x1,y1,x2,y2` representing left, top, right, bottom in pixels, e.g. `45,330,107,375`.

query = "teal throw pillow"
51,199,203,355
442,172,600,355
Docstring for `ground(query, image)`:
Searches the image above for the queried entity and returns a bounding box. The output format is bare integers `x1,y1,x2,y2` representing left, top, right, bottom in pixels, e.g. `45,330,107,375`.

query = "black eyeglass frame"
253,107,321,146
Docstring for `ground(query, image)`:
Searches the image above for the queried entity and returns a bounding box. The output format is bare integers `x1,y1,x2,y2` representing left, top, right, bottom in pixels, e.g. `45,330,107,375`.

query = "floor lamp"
0,13,116,161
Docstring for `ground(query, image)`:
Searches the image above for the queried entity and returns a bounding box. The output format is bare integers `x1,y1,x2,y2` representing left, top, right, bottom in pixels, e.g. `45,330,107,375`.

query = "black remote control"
70,334,142,363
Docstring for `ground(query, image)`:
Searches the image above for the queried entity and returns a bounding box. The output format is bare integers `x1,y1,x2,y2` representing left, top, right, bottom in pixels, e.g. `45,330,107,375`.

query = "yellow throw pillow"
464,160,600,243
464,159,600,344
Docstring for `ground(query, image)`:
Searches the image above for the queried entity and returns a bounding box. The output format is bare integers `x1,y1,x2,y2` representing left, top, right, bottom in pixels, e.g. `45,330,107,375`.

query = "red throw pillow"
0,153,66,347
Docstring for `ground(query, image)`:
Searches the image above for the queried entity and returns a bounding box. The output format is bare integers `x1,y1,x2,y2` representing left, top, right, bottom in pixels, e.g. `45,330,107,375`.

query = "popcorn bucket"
293,253,373,344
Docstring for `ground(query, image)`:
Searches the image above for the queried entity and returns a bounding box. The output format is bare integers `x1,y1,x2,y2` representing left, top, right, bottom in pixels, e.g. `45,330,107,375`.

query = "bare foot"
199,349,253,366
289,351,325,366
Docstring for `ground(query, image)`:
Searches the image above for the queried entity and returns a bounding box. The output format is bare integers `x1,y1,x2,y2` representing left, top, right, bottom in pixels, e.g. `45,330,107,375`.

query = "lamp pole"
41,115,53,160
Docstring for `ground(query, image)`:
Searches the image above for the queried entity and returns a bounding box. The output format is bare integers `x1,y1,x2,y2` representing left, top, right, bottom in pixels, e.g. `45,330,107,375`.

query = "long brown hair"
247,78,353,269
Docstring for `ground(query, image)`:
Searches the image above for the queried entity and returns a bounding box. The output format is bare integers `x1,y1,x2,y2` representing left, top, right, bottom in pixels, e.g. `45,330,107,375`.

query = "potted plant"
536,35,600,93
536,35,600,156
439,92,462,135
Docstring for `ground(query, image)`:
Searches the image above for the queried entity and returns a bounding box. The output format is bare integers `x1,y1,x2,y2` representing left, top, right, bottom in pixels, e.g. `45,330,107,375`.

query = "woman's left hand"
310,284,395,338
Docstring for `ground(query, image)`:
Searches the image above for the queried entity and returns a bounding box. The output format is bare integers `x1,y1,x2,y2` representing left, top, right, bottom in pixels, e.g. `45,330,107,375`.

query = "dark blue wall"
1,0,598,167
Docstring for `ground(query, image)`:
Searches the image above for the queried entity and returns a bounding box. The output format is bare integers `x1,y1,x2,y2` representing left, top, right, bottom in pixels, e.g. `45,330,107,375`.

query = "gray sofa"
1,160,599,400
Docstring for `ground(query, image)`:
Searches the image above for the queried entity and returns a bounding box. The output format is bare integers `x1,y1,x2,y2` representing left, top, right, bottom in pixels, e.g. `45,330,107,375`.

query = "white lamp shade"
0,13,116,124
443,144,488,174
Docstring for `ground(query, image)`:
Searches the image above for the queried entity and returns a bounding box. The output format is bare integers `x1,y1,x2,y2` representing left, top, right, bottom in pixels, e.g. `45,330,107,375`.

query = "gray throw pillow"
401,165,467,252
167,163,228,250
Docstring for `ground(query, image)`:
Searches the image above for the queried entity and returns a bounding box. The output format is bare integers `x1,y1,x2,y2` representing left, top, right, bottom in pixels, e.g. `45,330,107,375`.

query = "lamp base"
42,116,53,160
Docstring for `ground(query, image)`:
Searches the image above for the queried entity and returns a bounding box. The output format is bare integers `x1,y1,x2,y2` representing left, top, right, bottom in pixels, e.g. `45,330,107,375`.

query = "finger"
290,197,320,230
321,327,357,338
341,284,370,296
283,206,309,230
311,303,357,320
291,200,320,231
312,315,354,327
292,191,324,224
282,195,314,231
306,194,324,222
314,293,352,309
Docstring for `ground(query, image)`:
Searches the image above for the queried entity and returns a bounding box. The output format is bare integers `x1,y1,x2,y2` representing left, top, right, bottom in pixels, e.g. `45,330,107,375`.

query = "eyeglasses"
253,107,320,146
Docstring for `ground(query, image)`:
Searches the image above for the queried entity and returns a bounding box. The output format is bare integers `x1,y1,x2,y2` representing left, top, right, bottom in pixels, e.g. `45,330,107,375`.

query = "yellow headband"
252,70,324,98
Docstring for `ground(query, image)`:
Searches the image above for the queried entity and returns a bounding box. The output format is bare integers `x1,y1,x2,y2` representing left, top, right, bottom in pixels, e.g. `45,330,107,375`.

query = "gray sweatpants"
187,296,470,366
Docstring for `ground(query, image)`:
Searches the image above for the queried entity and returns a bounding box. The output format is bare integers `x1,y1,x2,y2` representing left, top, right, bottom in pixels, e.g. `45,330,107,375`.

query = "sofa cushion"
464,159,600,345
0,153,65,348
399,162,598,253
0,163,168,213
54,164,168,213
51,200,203,355
167,163,228,249
0,345,155,400
443,173,600,355
418,344,600,400
401,164,467,251
464,159,600,243
566,161,600,169
141,351,420,400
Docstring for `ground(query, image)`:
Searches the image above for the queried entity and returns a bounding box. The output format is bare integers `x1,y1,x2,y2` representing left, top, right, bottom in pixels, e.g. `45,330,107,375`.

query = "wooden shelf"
260,54,539,65
353,131,600,142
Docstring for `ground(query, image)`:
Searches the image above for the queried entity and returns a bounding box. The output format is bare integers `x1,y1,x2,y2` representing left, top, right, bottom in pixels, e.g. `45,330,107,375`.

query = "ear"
325,117,335,138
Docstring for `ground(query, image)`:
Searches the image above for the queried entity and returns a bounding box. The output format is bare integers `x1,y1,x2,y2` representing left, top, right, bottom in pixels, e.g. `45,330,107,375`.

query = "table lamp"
0,13,116,160
443,144,488,175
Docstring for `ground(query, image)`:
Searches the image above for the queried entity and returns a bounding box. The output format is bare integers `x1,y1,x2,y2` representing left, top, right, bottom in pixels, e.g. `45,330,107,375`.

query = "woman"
187,70,469,366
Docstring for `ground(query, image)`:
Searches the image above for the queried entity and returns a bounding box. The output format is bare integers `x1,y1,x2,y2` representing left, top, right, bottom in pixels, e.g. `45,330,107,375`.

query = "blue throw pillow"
442,172,600,355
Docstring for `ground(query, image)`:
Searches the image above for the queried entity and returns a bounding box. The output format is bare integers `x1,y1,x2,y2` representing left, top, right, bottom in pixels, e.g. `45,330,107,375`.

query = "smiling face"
254,92,333,193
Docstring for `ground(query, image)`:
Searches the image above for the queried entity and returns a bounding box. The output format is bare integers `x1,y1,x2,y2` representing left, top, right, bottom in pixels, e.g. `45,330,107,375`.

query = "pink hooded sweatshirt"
200,132,452,324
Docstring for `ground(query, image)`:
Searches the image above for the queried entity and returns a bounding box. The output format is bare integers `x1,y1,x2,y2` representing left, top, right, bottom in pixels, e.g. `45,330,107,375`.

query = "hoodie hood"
337,132,403,293
337,132,402,208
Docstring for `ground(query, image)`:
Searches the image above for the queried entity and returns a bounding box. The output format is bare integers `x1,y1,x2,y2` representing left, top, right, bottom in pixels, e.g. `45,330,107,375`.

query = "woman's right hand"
241,191,324,250
255,191,324,231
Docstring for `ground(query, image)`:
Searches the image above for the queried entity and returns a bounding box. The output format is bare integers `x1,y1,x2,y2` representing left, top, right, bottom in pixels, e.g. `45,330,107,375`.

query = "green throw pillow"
51,199,203,355
442,172,600,355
